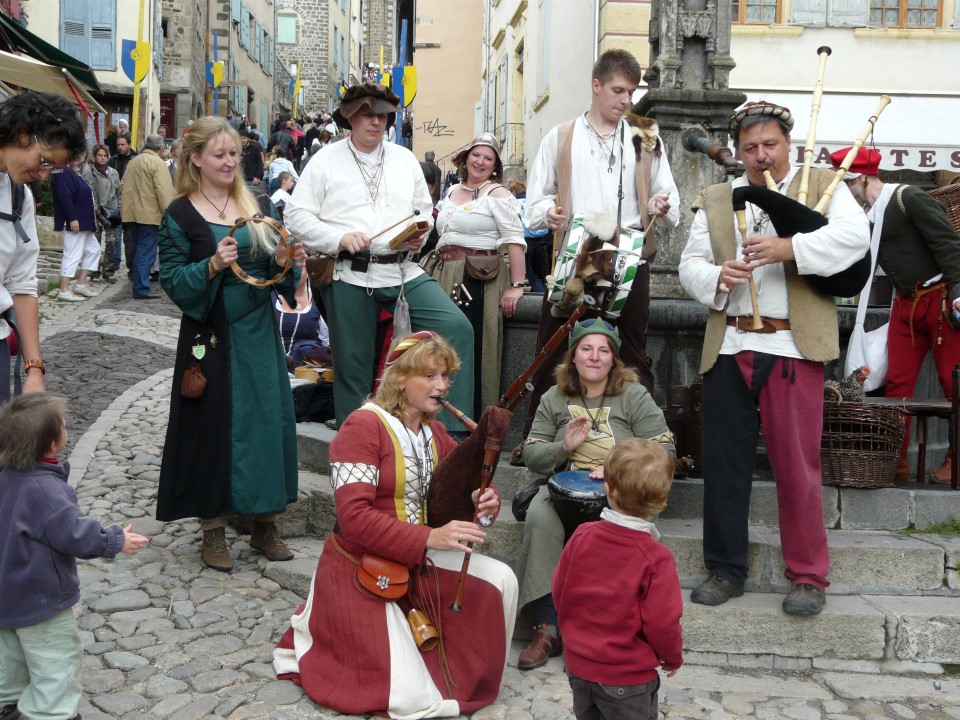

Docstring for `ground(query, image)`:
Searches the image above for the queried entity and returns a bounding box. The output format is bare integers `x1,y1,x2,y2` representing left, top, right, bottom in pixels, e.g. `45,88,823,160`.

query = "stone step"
258,536,960,674
281,453,960,597
295,421,960,532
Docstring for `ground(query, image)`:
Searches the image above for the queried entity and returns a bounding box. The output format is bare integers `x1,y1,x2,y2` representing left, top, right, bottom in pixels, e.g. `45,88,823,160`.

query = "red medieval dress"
273,403,518,718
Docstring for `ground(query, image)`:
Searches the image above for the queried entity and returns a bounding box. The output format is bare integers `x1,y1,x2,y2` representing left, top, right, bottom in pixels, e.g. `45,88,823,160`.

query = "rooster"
824,365,871,404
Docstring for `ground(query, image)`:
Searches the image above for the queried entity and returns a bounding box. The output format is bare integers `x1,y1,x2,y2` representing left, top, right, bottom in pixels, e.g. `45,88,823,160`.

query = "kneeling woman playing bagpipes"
274,331,518,718
515,319,676,670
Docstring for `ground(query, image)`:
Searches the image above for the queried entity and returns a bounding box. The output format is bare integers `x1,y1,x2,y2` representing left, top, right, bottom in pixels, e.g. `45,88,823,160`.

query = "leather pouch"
180,360,207,398
356,554,410,600
305,256,335,288
464,254,500,281
512,477,547,522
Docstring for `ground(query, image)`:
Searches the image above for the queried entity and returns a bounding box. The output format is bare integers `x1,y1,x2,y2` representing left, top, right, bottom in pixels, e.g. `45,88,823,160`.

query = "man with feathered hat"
833,146,960,483
515,48,680,671
283,83,474,431
679,101,869,617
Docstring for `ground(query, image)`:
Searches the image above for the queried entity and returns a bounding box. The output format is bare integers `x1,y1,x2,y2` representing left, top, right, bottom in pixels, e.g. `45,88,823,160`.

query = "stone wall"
161,0,207,126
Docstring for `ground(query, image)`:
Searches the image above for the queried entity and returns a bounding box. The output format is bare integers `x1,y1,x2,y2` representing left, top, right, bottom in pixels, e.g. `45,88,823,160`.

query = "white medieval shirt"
283,138,434,289
524,114,681,233
679,165,869,360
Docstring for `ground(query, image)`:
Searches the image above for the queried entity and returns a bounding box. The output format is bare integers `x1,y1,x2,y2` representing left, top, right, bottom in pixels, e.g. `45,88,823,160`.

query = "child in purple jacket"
0,393,148,720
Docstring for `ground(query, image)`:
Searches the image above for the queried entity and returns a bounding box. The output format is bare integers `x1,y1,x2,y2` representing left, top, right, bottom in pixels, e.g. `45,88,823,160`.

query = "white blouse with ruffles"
436,191,526,252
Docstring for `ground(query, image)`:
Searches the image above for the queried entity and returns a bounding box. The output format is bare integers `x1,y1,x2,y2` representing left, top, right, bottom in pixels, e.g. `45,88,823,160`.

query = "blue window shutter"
268,36,274,75
61,0,90,65
789,0,826,26
828,0,868,27
231,0,241,23
240,5,250,50
89,0,116,70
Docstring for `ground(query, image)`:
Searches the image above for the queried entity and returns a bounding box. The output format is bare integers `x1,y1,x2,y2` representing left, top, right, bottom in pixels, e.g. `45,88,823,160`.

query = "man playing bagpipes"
678,101,870,616
834,147,960,484
519,49,680,439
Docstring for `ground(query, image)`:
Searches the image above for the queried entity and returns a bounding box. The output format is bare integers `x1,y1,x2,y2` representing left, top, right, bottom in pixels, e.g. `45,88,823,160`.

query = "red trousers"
701,352,830,589
885,287,960,453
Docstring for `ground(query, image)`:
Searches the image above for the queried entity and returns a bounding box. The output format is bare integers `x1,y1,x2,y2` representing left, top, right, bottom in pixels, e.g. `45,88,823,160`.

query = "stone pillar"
634,0,746,298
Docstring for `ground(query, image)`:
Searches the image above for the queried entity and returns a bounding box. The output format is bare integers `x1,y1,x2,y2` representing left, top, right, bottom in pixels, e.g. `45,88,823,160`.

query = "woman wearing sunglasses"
0,92,86,401
514,318,676,670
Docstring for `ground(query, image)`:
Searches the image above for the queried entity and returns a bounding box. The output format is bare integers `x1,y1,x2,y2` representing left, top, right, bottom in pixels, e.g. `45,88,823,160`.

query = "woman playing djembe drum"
515,318,675,670
273,331,518,718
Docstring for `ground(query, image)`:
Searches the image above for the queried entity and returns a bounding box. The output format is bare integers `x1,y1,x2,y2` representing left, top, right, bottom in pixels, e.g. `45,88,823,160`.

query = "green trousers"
321,273,475,431
0,608,83,720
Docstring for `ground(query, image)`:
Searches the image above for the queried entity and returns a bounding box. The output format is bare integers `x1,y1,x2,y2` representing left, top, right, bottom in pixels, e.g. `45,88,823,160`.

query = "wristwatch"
510,281,525,288
22,358,46,375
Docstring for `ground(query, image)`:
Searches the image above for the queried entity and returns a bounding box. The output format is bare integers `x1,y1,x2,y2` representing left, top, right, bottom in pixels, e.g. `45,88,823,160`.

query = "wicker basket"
931,182,960,234
820,401,905,488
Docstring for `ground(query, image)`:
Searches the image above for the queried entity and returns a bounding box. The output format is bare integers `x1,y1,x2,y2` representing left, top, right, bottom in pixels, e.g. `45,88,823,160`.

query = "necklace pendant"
218,210,226,219
591,419,601,432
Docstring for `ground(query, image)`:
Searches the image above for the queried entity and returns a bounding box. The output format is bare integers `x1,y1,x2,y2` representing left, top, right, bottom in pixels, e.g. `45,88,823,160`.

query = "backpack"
0,175,29,243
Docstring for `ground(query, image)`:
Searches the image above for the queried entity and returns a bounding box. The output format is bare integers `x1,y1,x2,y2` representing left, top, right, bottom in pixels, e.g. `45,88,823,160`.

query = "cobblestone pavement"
24,273,960,719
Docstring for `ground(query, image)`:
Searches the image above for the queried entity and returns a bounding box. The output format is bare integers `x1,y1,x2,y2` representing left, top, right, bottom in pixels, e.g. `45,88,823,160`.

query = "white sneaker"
73,284,97,298
57,291,84,302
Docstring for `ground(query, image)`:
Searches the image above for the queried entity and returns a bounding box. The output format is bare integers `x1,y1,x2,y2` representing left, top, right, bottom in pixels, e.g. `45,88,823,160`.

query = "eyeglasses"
578,318,616,332
33,136,64,174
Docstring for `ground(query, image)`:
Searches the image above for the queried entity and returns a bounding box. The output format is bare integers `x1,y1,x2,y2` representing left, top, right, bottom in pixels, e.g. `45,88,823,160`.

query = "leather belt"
336,250,404,264
898,280,946,301
726,316,791,333
437,245,499,262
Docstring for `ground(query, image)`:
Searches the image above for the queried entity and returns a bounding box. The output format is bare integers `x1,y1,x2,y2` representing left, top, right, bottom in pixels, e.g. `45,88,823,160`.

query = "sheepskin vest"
696,168,839,374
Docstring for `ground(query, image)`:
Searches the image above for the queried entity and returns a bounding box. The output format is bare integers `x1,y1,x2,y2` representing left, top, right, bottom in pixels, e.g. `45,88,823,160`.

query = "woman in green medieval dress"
156,116,306,572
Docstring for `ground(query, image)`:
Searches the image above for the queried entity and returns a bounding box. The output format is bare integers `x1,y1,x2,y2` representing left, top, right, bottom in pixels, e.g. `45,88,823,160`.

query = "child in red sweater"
552,438,683,720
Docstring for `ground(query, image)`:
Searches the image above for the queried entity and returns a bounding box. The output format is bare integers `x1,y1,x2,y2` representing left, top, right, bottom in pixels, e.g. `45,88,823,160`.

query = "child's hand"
121,524,149,555
662,663,681,678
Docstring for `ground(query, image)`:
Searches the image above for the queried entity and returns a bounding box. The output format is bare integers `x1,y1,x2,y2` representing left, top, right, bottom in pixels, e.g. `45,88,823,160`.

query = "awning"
739,91,960,173
0,13,101,93
0,50,105,114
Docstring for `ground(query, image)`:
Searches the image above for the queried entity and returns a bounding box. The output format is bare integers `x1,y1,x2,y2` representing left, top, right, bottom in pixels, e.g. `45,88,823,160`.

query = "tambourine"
227,214,294,288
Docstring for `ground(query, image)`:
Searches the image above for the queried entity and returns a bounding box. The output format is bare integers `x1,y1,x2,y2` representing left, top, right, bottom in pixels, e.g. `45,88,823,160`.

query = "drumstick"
369,210,421,243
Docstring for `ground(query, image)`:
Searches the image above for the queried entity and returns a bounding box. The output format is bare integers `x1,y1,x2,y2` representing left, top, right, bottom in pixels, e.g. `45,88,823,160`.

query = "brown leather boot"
895,454,911,483
201,527,233,571
931,451,953,485
250,522,294,561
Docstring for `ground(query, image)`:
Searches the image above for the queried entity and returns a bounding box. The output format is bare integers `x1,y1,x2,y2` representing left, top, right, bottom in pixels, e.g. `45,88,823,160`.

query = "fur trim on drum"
582,211,617,242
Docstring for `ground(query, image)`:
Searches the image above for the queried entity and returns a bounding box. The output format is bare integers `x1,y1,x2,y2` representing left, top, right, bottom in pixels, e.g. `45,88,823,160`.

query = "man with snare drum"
520,49,680,439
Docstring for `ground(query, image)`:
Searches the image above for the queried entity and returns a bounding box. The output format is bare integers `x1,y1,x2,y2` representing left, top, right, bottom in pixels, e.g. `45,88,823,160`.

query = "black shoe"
1,704,21,719
150,272,160,282
690,574,744,606
782,583,826,616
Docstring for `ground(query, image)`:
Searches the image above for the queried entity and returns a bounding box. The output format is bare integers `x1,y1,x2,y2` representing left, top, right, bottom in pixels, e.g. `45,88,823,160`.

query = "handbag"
464,254,500,281
305,255,335,288
180,360,207,398
843,196,887,392
331,534,409,601
512,477,547,522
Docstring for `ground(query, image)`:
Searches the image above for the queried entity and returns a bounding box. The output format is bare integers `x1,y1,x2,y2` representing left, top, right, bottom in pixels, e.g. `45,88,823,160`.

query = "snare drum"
547,214,646,320
548,469,608,538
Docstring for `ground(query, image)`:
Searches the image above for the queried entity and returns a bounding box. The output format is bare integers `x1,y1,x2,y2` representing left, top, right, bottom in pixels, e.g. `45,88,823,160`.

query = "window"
333,29,339,69
732,0,781,23
61,0,117,70
869,0,940,27
277,14,297,44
